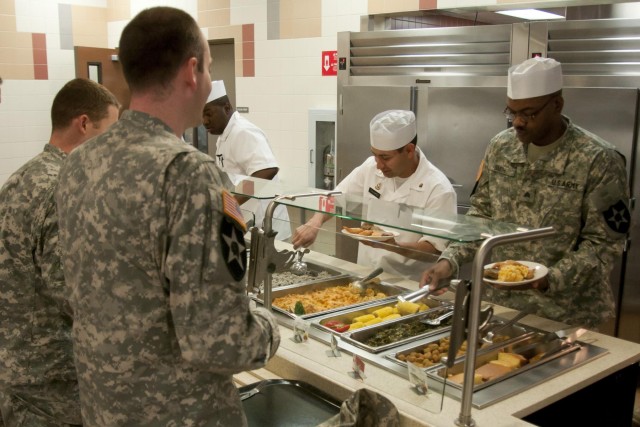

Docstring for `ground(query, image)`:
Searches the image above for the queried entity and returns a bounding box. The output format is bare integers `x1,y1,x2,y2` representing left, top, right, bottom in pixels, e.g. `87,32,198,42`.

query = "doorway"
74,46,130,111
203,39,236,157
74,42,236,154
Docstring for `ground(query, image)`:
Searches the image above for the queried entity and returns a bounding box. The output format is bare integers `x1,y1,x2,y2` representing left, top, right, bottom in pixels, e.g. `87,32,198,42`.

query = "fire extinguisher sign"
318,196,335,213
321,50,338,76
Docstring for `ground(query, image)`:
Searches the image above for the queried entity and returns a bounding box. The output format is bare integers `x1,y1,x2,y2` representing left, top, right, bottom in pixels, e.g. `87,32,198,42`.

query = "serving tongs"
421,309,454,326
397,278,456,303
518,326,587,364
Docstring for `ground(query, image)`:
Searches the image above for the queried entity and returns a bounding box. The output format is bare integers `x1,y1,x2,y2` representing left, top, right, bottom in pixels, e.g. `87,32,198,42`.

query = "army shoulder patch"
602,199,631,235
220,191,248,281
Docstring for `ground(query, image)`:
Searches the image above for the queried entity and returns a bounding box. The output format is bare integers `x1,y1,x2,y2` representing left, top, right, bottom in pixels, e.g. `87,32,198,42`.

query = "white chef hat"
370,110,416,151
508,57,563,100
206,80,226,103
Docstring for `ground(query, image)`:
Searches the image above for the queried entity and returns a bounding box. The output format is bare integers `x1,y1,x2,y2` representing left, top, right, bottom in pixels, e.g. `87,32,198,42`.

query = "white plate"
341,229,399,242
483,260,548,289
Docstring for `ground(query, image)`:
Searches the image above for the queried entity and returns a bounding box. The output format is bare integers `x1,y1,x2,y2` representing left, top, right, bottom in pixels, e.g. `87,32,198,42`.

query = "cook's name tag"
368,187,381,199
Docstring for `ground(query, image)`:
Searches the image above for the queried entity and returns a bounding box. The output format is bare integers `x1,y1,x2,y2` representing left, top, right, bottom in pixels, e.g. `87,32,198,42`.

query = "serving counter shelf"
254,275,409,320
310,296,449,336
231,176,640,425
270,305,608,409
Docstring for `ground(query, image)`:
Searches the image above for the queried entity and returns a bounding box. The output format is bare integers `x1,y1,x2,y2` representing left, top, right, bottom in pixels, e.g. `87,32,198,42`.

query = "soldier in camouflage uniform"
55,7,280,427
0,78,120,426
421,57,630,329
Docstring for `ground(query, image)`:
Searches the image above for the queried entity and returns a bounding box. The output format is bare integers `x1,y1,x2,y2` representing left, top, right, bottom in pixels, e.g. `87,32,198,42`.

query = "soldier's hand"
420,259,453,295
530,276,550,293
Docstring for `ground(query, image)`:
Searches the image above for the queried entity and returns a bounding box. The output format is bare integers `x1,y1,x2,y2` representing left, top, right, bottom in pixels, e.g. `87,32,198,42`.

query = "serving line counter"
231,176,640,426
243,249,640,427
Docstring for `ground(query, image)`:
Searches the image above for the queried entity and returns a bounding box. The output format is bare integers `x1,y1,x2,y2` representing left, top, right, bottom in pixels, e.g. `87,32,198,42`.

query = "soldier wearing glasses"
421,57,630,329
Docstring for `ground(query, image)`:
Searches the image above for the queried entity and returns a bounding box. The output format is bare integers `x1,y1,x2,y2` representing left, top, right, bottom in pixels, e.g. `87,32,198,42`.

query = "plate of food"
483,260,548,289
341,225,399,242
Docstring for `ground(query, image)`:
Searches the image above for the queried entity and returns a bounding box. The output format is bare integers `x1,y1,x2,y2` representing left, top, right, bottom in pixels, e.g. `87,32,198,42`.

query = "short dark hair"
396,134,418,152
119,7,205,93
51,78,120,130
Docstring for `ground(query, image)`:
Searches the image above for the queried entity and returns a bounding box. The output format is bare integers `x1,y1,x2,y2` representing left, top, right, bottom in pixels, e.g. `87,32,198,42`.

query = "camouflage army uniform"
55,110,280,427
441,117,630,328
0,145,82,426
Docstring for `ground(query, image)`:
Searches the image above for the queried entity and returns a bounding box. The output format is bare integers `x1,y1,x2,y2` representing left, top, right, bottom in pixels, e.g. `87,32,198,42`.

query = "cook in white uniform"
203,80,291,240
292,110,457,281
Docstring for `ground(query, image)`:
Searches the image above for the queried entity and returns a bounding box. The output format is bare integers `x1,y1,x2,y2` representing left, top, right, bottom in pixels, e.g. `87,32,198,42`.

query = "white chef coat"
336,147,456,281
216,111,292,240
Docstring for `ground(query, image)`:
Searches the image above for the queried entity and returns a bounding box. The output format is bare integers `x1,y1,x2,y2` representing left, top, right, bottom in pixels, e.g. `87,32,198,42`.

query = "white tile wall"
230,2,267,25
1,0,367,187
107,21,128,49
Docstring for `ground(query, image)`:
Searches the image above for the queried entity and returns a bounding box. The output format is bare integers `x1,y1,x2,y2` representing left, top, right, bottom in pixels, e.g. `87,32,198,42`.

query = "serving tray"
256,275,409,320
340,306,454,353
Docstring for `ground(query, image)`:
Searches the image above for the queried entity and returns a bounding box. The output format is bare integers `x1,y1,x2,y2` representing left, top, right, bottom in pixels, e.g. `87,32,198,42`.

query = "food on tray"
396,301,421,315
484,260,534,282
272,270,333,287
273,284,388,315
294,301,305,315
321,320,350,333
447,352,528,384
396,333,514,369
396,337,451,368
372,306,394,318
353,314,376,324
362,314,452,347
320,300,430,333
342,223,394,237
447,372,484,385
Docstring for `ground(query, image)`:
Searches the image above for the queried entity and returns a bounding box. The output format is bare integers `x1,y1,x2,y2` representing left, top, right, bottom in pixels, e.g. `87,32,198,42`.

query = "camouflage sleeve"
162,153,280,373
438,155,492,275
34,189,73,318
546,150,629,298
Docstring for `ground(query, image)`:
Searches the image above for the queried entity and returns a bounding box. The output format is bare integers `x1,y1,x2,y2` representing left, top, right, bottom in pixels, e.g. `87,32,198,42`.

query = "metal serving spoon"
351,267,384,295
290,249,310,276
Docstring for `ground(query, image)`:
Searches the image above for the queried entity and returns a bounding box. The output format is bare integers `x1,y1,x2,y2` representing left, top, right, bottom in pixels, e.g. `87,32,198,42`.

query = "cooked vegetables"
294,301,305,315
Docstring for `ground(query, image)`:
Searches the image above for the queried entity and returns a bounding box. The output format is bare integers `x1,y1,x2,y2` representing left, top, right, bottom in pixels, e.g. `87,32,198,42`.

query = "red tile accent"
33,48,47,65
32,33,48,80
243,59,254,77
34,64,48,80
241,24,254,76
243,41,254,61
242,23,254,43
32,33,46,49
419,0,437,10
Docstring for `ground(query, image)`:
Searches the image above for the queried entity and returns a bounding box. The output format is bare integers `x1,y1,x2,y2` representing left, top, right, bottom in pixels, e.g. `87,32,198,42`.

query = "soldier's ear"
75,114,90,134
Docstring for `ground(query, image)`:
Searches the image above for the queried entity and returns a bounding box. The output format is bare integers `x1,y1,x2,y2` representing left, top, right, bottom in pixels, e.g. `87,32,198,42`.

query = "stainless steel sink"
239,379,341,427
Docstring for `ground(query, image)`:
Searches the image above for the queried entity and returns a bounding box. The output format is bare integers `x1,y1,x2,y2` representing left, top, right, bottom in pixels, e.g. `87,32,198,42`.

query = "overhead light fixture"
496,9,565,21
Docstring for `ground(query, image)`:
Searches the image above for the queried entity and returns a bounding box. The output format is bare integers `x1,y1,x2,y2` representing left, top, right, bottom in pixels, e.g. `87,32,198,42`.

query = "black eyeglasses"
503,97,555,122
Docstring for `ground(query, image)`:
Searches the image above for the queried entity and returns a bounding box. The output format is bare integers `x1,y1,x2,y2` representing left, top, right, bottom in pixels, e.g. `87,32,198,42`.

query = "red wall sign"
322,50,338,76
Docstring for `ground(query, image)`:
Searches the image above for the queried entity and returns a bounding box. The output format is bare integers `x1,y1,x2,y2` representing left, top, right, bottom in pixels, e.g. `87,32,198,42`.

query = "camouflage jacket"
55,110,280,427
442,117,630,328
0,144,81,424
